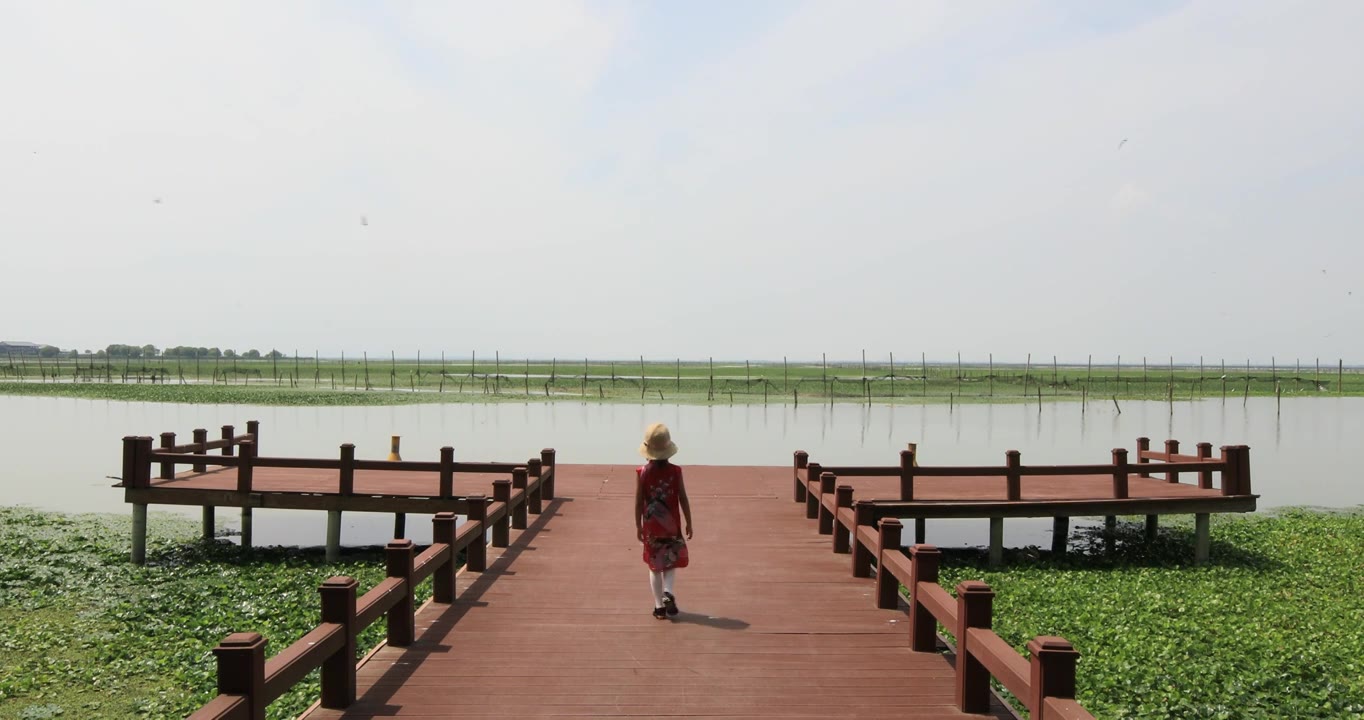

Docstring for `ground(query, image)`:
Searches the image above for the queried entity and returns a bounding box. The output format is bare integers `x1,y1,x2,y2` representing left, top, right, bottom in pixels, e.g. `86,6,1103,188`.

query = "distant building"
0,341,42,356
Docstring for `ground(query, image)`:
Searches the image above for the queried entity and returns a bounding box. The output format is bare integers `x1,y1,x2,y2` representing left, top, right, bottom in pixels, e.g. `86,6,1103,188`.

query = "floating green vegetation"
0,507,432,719
930,509,1364,718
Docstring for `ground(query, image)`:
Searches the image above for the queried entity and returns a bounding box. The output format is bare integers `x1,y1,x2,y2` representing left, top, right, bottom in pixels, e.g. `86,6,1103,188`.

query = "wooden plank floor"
304,465,1014,719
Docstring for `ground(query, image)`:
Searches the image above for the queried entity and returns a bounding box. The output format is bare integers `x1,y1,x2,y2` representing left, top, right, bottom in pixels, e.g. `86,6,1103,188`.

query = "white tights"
648,569,676,608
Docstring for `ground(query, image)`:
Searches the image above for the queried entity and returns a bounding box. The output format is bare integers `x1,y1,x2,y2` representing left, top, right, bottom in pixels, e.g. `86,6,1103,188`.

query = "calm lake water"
2,395,1361,549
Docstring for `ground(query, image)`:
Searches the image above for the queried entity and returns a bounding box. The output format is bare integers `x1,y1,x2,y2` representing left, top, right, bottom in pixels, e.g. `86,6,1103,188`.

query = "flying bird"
1117,138,1127,150
153,197,162,205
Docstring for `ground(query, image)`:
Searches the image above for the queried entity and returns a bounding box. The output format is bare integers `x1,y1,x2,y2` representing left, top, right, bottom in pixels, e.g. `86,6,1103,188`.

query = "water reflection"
1,396,1361,548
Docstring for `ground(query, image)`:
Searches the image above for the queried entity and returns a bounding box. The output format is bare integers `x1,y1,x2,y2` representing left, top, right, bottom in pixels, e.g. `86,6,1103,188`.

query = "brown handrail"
184,452,558,720
794,437,1251,502
185,496,512,720
793,463,1095,719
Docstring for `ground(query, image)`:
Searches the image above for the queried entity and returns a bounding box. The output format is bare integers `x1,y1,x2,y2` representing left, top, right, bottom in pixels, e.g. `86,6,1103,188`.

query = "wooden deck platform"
303,465,1016,719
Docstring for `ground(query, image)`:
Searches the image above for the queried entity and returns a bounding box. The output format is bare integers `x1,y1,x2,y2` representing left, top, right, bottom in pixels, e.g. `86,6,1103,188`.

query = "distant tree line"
93,345,284,360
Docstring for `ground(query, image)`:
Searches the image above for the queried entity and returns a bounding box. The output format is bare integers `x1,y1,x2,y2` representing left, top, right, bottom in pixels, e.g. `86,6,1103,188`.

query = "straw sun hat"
638,422,679,460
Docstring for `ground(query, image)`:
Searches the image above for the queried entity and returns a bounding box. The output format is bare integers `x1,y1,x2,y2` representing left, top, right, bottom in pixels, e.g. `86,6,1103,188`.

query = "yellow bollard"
388,435,402,462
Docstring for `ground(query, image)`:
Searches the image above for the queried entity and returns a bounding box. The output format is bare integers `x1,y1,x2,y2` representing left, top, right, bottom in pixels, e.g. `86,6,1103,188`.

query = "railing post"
876,518,904,609
122,436,140,488
159,431,176,480
908,545,940,652
1165,439,1181,483
1110,448,1129,499
1028,636,1080,720
237,439,255,493
439,446,454,498
512,468,529,530
527,458,543,514
833,485,854,554
955,581,995,714
466,495,487,572
192,428,208,473
492,480,511,547
805,462,822,519
319,576,358,709
900,448,916,501
540,448,556,500
1219,445,1239,496
432,512,457,603
211,632,266,720
817,472,837,535
137,436,154,487
246,420,260,452
794,450,809,502
1005,449,1021,501
1136,436,1150,477
221,425,235,457
339,444,355,495
1237,445,1252,495
1196,442,1213,489
852,503,875,578
385,539,415,647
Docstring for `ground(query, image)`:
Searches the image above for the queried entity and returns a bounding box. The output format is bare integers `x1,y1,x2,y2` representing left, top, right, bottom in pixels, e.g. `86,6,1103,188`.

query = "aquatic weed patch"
0,507,432,719
930,509,1364,718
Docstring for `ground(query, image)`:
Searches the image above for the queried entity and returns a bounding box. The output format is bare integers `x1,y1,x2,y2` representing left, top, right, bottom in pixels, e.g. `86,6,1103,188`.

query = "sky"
2,1,1362,364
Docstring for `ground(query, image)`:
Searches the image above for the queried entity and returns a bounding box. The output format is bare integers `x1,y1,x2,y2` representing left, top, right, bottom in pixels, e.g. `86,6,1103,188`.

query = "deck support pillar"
1194,513,1210,565
131,503,148,564
1145,514,1159,541
240,507,253,550
1104,515,1117,553
326,510,342,563
988,517,1004,567
393,513,406,539
914,518,926,544
202,506,215,541
1051,516,1069,554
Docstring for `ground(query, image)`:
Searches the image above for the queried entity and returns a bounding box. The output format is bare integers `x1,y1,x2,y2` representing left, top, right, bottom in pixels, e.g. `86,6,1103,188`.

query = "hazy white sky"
3,1,1361,363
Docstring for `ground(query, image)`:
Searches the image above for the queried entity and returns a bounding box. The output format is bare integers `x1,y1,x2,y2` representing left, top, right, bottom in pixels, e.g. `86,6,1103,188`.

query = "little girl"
635,423,693,619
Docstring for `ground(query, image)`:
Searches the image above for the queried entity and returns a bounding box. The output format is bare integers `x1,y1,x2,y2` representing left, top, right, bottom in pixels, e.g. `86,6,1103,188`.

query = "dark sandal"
652,606,668,620
663,592,679,616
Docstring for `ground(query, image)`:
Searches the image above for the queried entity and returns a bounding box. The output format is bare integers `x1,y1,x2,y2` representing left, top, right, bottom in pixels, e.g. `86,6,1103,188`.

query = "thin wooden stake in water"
1112,396,1122,414
784,356,789,393
958,352,963,394
922,352,927,397
1340,359,1344,396
641,355,646,399
889,352,894,398
1276,381,1282,416
1023,353,1031,399
989,353,994,397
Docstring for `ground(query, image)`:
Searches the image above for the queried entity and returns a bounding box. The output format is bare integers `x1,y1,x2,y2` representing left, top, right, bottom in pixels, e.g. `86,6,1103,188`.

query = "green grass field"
3,355,1361,406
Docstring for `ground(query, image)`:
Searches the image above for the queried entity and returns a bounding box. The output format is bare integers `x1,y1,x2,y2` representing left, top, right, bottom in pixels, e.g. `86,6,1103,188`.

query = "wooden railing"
790,453,1095,718
120,421,559,502
186,457,555,719
793,437,1251,507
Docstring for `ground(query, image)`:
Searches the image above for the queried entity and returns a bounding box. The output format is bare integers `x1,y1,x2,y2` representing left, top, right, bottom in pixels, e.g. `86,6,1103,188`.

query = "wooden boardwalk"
304,464,1014,719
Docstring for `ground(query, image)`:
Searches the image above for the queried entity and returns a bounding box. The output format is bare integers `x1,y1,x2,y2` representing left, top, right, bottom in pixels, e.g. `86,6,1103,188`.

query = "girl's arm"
678,470,693,539
634,470,645,542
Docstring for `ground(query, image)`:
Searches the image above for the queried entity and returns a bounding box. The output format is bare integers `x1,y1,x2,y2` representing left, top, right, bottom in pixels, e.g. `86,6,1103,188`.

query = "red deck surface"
302,465,1015,719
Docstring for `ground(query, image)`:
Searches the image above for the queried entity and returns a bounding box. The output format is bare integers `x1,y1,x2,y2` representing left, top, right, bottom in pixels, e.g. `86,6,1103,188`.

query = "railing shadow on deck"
184,457,558,720
792,450,1099,720
328,496,569,716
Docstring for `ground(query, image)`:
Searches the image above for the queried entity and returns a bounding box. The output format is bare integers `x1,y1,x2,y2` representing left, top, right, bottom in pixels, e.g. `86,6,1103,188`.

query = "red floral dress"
638,461,689,571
